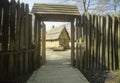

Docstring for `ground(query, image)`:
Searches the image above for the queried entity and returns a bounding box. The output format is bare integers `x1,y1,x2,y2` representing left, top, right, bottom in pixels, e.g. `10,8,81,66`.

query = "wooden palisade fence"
0,0,41,82
76,13,120,71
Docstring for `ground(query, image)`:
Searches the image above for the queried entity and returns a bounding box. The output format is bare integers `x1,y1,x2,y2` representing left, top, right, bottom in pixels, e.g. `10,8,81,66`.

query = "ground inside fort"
27,49,89,83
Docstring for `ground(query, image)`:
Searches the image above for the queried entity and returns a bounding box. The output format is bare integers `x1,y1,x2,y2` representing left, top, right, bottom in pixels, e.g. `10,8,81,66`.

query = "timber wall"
0,0,41,82
75,13,120,71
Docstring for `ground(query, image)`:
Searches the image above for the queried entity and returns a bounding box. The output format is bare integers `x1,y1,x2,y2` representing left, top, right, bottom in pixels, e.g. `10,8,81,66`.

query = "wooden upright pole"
37,19,41,67
19,3,25,75
2,0,10,78
41,22,46,64
71,19,75,66
118,17,120,69
76,17,79,68
24,4,29,73
34,15,38,69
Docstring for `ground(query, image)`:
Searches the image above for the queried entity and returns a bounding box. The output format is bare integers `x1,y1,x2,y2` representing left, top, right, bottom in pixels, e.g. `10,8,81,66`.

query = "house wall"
46,28,70,49
59,29,70,48
46,41,59,48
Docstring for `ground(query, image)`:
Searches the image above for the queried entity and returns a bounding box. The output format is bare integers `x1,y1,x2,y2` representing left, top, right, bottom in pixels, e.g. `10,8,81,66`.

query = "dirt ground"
27,48,88,83
46,48,71,65
82,69,119,83
46,49,120,83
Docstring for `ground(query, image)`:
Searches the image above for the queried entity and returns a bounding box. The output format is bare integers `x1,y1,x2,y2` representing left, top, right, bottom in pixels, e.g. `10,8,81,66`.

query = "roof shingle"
32,3,80,15
46,25,65,40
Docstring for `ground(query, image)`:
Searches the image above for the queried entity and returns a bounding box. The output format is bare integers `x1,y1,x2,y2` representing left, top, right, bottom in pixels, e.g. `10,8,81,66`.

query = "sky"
19,0,74,31
19,0,76,10
15,0,120,30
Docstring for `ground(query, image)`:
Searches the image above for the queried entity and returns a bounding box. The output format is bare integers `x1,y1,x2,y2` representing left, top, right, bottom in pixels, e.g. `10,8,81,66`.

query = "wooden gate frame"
32,3,80,66
33,14,76,66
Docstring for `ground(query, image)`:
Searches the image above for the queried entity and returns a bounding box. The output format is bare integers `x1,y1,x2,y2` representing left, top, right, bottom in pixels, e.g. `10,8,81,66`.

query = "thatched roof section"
46,25,69,41
32,3,80,15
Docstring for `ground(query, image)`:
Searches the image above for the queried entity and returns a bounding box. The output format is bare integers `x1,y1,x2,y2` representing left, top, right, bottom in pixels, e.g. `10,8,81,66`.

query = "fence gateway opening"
32,3,80,65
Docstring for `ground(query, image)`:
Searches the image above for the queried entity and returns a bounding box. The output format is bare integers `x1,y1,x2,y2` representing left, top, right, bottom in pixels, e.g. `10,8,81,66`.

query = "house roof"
32,3,80,16
46,25,69,41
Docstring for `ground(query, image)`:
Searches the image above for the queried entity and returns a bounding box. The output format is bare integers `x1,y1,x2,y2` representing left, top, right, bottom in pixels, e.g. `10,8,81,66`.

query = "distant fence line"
0,0,41,82
75,13,120,71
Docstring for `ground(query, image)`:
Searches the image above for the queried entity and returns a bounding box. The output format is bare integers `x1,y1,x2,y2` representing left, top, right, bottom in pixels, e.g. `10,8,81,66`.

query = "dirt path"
27,49,89,83
46,49,71,65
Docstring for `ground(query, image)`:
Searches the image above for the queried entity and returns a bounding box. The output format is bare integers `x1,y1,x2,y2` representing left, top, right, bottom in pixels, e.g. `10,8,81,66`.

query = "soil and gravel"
82,69,119,83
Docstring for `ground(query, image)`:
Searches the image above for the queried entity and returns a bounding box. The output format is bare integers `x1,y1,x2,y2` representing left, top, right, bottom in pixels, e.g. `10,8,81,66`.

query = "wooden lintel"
34,14,76,22
0,49,35,55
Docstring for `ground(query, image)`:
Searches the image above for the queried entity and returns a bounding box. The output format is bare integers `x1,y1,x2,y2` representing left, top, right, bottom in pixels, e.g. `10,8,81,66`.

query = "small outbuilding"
46,25,70,49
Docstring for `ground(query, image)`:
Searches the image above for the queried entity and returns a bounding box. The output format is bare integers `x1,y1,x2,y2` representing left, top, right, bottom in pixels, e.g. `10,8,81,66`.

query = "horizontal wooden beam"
35,14,76,22
0,49,35,55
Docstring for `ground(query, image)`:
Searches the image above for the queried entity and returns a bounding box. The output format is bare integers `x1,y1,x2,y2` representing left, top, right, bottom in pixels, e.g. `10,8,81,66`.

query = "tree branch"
82,0,87,12
86,0,90,11
114,0,117,14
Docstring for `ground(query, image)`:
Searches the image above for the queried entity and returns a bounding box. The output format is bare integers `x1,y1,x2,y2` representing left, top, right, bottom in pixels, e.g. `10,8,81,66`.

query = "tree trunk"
82,0,87,12
114,0,117,15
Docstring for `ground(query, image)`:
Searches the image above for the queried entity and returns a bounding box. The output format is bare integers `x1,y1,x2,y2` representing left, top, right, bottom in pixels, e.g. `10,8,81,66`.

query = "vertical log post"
19,3,25,75
85,13,88,69
79,15,84,70
76,17,79,68
83,13,86,69
114,16,119,70
34,15,38,69
15,0,20,76
108,15,112,70
90,14,94,69
107,15,110,70
112,15,115,70
96,15,99,69
37,18,41,67
78,16,82,69
28,15,32,72
100,16,103,69
92,15,96,69
0,0,3,77
2,0,9,51
95,15,97,70
71,19,75,66
0,0,2,35
9,0,16,78
118,17,120,69
2,0,9,78
86,13,90,69
105,15,109,70
97,15,100,69
102,17,106,69
41,22,46,64
24,4,29,73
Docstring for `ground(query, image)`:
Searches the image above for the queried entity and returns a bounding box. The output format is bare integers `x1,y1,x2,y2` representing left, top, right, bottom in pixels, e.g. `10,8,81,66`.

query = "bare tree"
113,0,120,15
114,0,117,14
60,0,120,14
60,0,92,12
81,0,90,12
72,0,91,12
94,0,120,14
